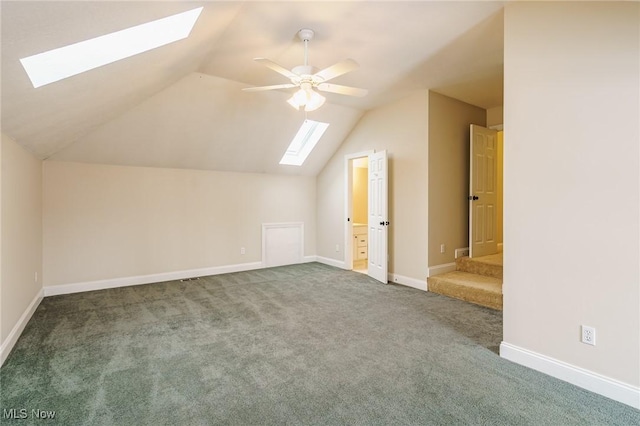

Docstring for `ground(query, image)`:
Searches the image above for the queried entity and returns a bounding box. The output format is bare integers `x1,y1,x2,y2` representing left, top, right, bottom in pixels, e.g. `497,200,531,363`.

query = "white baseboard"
302,255,317,263
43,261,264,297
1,289,43,367
500,342,640,409
389,273,427,291
316,256,347,269
427,262,456,277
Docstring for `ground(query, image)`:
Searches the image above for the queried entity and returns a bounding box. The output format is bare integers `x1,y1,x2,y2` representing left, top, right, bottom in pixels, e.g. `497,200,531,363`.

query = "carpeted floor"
1,263,638,425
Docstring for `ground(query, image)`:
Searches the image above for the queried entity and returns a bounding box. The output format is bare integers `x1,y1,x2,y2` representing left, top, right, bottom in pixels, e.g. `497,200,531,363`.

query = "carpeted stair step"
456,255,503,279
427,271,502,310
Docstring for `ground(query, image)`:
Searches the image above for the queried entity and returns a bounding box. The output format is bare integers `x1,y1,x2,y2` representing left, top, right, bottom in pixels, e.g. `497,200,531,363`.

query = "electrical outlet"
335,244,340,252
240,247,245,255
440,244,446,254
581,325,596,346
455,248,470,258
35,272,38,283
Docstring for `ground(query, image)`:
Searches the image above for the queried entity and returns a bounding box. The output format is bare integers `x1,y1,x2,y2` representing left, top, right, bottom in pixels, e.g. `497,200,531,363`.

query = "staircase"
427,253,503,310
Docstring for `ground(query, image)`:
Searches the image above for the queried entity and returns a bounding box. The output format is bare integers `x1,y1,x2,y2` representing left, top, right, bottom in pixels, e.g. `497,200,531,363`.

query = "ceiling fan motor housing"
292,65,319,80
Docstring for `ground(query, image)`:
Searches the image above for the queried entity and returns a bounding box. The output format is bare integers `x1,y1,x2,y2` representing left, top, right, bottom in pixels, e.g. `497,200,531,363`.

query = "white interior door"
368,150,388,283
470,125,498,257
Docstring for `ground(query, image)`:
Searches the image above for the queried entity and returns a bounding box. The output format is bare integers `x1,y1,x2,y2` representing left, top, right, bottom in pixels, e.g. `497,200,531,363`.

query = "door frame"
489,124,504,253
344,150,374,271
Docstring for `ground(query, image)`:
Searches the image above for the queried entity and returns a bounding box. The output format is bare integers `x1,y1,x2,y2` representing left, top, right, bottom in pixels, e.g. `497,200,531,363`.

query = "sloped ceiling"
1,1,504,176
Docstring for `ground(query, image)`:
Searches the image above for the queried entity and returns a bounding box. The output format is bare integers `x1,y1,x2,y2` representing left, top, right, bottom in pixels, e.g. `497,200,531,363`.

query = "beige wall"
352,166,368,224
51,73,363,178
428,92,486,266
317,91,429,280
486,106,503,128
43,161,316,286
1,134,42,343
503,1,639,387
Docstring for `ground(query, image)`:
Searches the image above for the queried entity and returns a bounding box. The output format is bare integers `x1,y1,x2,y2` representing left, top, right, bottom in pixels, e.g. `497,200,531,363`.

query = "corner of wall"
1,133,44,365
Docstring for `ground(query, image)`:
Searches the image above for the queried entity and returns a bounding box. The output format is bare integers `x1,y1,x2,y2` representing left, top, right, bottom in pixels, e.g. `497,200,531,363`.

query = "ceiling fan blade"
242,83,297,92
317,83,368,97
254,58,298,79
314,59,359,82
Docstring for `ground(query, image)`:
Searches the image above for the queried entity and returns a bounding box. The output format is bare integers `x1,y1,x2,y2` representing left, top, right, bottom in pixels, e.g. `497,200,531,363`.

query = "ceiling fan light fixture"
305,90,326,112
286,96,300,110
288,87,309,109
287,85,325,112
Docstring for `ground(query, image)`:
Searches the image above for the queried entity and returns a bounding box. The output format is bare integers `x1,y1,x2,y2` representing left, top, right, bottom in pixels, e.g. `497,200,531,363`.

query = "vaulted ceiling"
1,1,504,176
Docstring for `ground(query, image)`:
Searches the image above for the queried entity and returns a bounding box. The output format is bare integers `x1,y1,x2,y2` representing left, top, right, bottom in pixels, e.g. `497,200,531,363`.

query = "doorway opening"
345,152,372,274
429,125,504,310
351,157,369,274
344,150,389,283
469,125,503,259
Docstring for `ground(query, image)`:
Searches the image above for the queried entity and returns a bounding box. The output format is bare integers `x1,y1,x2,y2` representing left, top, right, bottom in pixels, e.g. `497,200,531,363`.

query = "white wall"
428,92,486,267
316,91,429,281
503,0,639,399
43,161,316,287
1,133,42,345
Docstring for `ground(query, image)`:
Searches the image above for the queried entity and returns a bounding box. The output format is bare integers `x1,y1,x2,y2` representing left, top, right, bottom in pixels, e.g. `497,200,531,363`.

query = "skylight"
20,7,203,88
280,120,329,166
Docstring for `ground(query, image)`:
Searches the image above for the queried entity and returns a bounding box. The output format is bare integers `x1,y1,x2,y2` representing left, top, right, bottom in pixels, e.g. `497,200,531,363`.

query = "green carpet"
1,263,638,425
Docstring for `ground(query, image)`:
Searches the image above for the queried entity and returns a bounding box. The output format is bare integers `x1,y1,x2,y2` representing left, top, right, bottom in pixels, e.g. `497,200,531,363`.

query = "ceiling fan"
242,28,368,111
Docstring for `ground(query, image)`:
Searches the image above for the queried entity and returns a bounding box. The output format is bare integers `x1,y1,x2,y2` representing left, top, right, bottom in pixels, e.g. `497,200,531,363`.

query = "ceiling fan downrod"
298,29,314,68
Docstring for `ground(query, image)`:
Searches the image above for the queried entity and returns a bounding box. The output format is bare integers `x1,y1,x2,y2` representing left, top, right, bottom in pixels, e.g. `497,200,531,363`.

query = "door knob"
468,195,479,201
